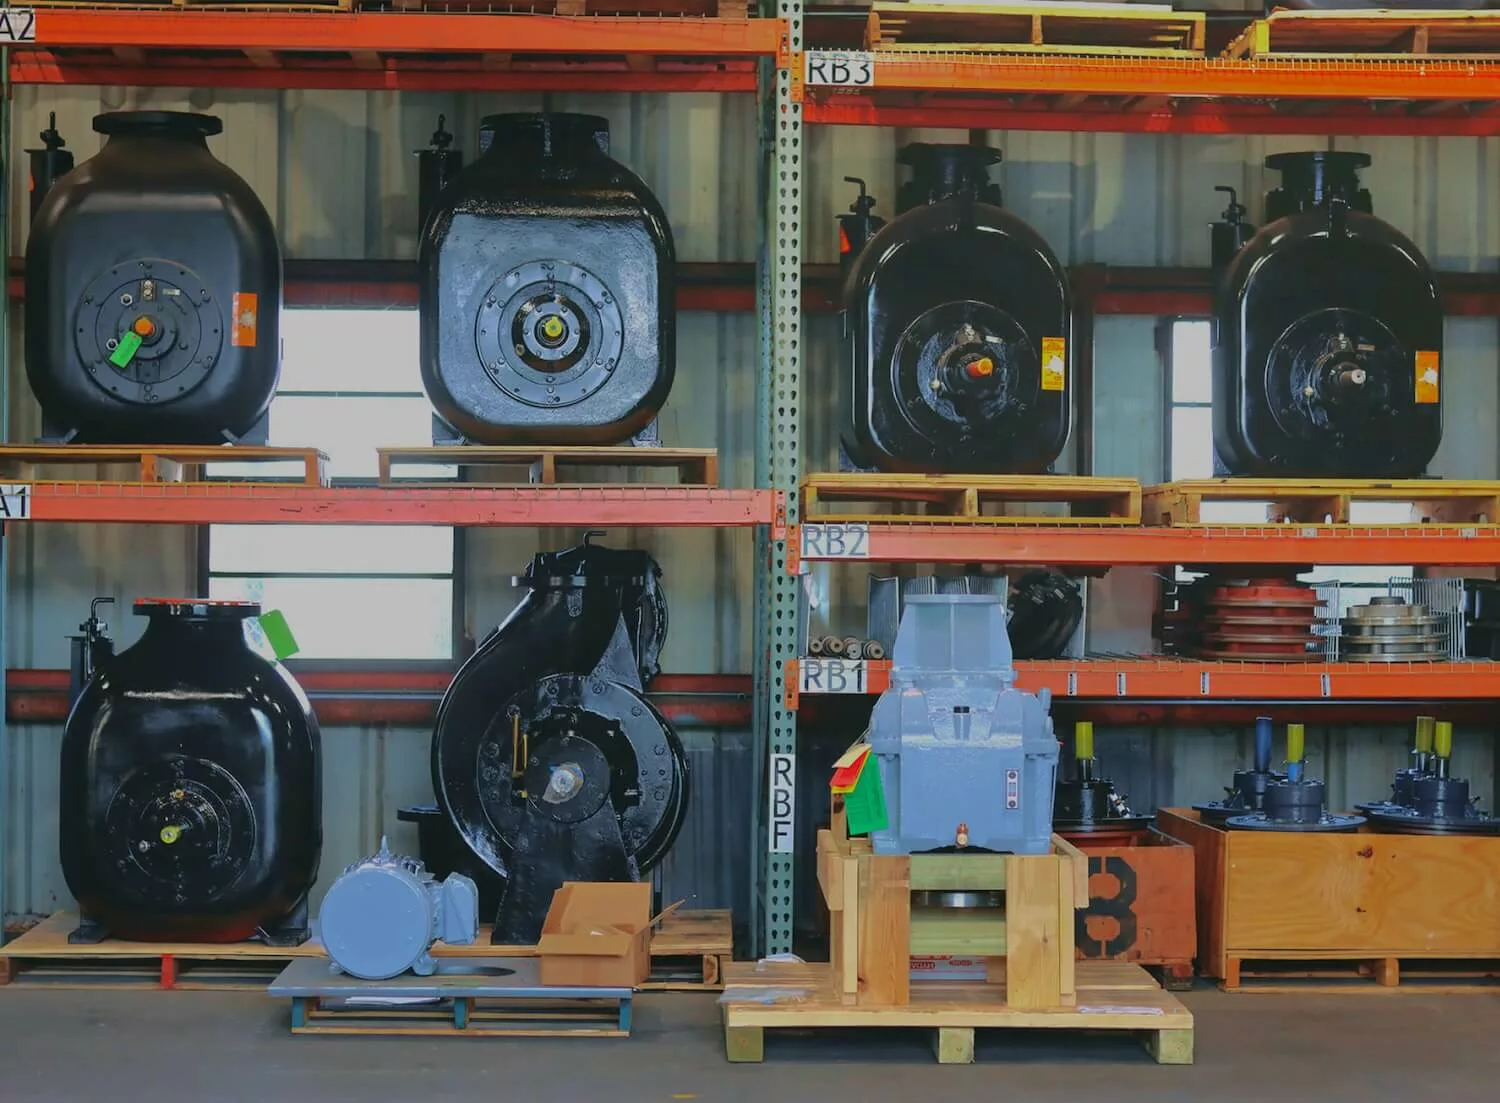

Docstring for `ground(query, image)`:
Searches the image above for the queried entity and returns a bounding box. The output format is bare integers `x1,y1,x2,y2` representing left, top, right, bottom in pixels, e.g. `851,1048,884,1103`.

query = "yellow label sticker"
1415,349,1440,404
1041,336,1066,392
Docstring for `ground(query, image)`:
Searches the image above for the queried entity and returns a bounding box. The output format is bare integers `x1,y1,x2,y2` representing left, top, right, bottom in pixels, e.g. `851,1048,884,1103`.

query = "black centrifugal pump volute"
1210,151,1443,477
839,142,1072,474
25,111,282,446
59,599,322,946
430,535,688,944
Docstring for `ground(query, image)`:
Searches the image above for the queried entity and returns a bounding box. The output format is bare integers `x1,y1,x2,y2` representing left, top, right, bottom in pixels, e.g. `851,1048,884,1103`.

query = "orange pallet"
865,1,1205,57
1067,828,1196,990
0,444,329,488
1226,10,1500,60
1158,808,1500,992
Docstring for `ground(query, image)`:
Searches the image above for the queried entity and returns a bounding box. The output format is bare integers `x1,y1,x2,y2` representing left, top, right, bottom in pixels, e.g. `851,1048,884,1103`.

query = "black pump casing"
418,113,676,446
1212,151,1442,477
842,143,1071,474
430,538,687,944
60,599,321,945
25,112,281,445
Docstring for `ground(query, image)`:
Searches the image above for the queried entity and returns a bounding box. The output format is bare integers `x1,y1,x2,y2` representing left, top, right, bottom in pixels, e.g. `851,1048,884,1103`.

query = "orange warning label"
1415,349,1440,404
231,292,259,349
1041,336,1066,392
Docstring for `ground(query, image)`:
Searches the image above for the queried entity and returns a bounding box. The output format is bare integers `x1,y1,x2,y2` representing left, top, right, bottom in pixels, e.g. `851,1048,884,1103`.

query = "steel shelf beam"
792,522,1500,567
19,483,778,527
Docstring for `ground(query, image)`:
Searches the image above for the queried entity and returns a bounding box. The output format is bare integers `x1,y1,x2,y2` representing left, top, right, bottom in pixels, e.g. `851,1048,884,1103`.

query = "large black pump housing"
60,599,322,946
418,112,676,446
1211,151,1442,477
430,536,688,944
841,142,1071,474
25,111,282,445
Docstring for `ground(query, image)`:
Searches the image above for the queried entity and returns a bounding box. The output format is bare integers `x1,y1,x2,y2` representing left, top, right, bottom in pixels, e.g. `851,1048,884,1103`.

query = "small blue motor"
319,837,479,980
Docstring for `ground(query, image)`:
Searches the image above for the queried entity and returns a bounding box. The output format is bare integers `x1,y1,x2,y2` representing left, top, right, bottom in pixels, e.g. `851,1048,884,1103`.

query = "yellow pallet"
1143,478,1500,527
866,2,1206,58
1225,10,1500,60
804,473,1141,526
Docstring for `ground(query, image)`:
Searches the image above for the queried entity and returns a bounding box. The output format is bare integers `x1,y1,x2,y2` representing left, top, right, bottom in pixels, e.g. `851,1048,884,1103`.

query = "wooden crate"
271,956,633,1038
816,818,1089,1010
865,2,1206,57
379,0,749,14
1142,478,1500,527
803,473,1141,526
1068,829,1196,989
0,911,323,990
431,907,733,991
1158,808,1500,992
1225,10,1500,60
0,444,329,488
377,445,718,487
720,959,1193,1064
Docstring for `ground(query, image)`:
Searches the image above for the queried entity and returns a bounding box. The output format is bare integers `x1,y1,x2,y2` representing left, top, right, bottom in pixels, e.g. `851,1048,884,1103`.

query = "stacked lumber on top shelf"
1225,9,1500,60
864,1,1207,58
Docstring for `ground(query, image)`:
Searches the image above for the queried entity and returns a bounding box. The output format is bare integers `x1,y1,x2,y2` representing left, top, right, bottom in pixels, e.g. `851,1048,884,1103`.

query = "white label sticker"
798,658,868,695
800,523,870,559
0,484,32,520
805,50,875,88
769,753,796,854
0,9,35,43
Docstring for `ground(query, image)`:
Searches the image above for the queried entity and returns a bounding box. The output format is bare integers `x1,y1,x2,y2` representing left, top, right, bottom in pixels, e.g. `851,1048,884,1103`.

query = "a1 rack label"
0,9,36,43
0,484,32,520
805,51,876,88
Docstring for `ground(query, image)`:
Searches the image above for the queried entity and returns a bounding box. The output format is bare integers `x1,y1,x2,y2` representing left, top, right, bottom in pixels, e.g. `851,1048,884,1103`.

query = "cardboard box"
537,882,654,989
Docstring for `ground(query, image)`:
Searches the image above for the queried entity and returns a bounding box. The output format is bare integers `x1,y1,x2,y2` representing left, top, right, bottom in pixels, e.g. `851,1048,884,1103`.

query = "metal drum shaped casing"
25,111,282,444
1212,152,1442,476
418,113,676,445
843,144,1071,474
59,600,322,943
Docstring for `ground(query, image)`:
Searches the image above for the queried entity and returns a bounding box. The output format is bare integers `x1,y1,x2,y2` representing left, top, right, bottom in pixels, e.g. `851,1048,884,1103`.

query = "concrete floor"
1,986,1497,1102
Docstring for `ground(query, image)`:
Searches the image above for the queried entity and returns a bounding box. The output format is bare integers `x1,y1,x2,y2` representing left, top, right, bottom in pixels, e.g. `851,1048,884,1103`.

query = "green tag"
109,331,143,368
256,609,300,660
844,754,889,836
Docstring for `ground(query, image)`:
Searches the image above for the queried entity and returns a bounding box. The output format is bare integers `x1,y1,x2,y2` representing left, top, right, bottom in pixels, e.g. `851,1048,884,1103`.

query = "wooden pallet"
1157,809,1500,993
375,0,747,16
721,959,1193,1064
272,956,633,1038
377,445,718,487
431,907,733,991
30,0,350,9
1225,10,1500,61
865,2,1206,58
1142,478,1500,526
0,444,329,488
804,473,1141,525
1224,955,1500,994
0,911,323,990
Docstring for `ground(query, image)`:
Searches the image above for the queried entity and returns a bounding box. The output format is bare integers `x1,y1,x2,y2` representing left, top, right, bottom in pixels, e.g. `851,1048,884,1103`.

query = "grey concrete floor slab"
0,986,1497,1102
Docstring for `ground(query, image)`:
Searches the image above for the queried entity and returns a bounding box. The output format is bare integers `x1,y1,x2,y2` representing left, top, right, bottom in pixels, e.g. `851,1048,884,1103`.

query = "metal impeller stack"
1339,595,1446,663
1359,717,1498,835
1052,721,1152,843
1161,574,1319,660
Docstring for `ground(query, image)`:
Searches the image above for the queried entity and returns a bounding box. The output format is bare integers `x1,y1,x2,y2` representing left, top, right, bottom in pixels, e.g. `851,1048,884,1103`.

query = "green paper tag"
256,609,300,660
109,331,142,368
845,754,889,836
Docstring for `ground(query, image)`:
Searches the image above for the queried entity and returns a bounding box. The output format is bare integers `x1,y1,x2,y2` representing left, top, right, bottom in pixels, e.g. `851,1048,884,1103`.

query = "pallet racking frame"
1,5,1500,953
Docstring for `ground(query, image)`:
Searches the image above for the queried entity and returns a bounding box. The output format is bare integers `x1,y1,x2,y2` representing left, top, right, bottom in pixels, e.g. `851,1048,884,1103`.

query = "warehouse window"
205,308,457,661
1165,318,1411,600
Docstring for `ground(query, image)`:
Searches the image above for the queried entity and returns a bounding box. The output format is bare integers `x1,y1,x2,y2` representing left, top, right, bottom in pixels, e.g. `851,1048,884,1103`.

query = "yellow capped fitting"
1415,715,1435,754
1074,720,1094,760
159,824,182,845
1434,720,1454,759
1286,722,1305,764
540,316,565,340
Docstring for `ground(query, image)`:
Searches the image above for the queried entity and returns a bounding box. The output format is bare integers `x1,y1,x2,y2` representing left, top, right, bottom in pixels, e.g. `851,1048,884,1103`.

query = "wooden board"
1226,956,1500,993
1142,478,1500,526
0,444,329,488
866,2,1206,58
1068,830,1196,988
375,0,747,17
720,960,1193,1064
803,473,1141,525
1225,10,1500,60
0,911,323,990
377,445,718,487
272,956,632,1037
1158,809,1500,991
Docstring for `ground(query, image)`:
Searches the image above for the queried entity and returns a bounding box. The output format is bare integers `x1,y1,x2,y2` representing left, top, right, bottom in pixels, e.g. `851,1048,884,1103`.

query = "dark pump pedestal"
1226,722,1365,833
1193,716,1286,824
1053,722,1151,840
1362,718,1498,835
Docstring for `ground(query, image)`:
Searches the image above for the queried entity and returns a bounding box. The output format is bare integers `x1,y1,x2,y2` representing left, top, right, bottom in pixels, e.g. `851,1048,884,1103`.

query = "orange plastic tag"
1415,349,1440,404
231,292,258,349
838,225,852,255
1041,336,1066,392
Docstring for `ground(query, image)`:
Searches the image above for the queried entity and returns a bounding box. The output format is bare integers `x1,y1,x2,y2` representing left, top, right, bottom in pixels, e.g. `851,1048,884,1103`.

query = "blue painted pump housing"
319,838,480,980
867,594,1060,856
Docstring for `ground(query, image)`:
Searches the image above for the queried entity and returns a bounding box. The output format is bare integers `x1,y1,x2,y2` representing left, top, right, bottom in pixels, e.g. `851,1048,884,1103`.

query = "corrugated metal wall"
4,87,1497,924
